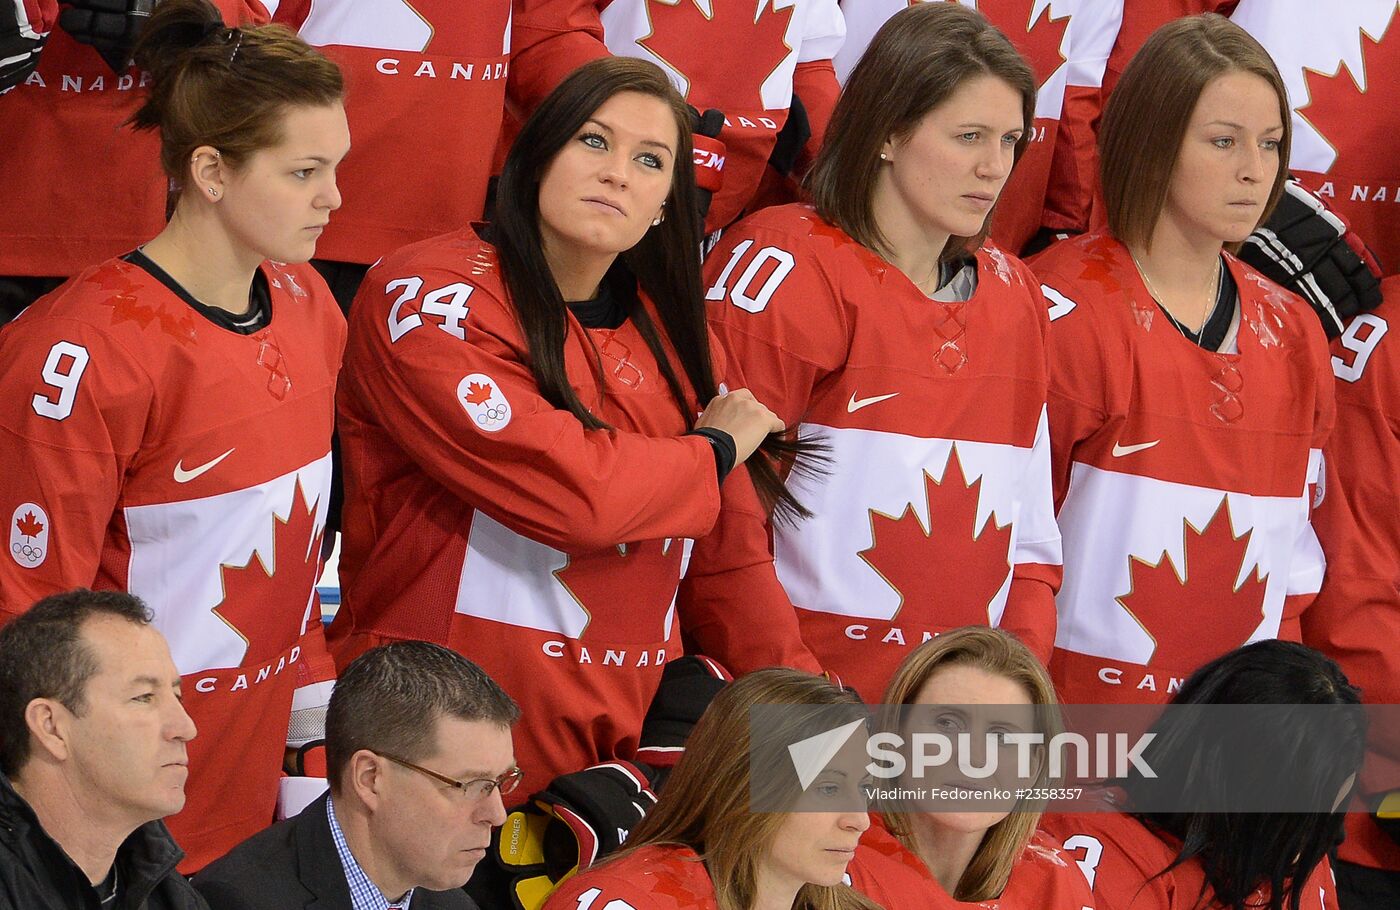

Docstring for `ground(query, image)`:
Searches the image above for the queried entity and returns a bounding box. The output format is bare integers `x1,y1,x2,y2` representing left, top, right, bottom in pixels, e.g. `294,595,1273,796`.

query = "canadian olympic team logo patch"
458,373,512,432
10,502,49,569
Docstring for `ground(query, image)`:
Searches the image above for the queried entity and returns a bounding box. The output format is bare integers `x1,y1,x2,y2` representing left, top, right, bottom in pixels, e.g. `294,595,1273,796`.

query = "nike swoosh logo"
1112,440,1160,457
173,448,235,483
847,391,899,413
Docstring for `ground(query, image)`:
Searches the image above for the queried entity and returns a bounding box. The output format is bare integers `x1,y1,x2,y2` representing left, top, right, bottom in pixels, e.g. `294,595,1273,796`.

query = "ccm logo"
694,149,725,171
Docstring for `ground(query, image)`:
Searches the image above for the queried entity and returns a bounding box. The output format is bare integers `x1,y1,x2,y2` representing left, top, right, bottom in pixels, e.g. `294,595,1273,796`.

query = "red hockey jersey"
332,227,818,789
1307,277,1400,874
544,846,721,910
273,0,511,265
848,817,1097,910
0,1,268,278
1033,233,1334,705
507,0,845,231
1229,0,1400,275
706,204,1062,702
546,841,936,910
832,0,1113,254
0,256,345,869
1043,810,1341,910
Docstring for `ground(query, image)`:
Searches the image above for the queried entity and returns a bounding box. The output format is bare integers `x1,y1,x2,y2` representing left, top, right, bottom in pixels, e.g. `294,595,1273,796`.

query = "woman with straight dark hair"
706,2,1062,702
846,628,1094,908
333,56,820,790
1032,14,1335,707
545,668,935,910
0,0,348,870
1043,639,1363,910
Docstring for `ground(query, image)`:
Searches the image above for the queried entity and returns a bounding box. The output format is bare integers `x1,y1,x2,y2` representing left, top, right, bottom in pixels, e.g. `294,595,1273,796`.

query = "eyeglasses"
379,753,524,801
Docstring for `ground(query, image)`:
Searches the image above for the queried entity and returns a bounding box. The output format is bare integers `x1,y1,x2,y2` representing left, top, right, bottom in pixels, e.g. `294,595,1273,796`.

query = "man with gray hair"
194,641,521,910
0,588,203,909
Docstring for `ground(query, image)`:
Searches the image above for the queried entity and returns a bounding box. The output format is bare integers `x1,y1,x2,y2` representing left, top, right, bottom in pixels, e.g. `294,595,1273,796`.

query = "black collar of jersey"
477,222,637,330
122,250,272,335
1156,258,1238,352
569,259,638,330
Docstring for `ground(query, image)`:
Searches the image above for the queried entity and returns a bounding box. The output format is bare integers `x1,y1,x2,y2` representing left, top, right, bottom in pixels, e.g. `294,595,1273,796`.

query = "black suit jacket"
192,794,475,910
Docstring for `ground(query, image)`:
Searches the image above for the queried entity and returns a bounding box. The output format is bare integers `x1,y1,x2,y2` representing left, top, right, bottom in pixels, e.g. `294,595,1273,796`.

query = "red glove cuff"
693,133,726,194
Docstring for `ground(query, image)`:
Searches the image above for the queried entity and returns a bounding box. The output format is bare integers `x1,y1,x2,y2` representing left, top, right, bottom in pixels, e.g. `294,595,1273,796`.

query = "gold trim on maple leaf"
856,446,1011,622
210,480,324,655
636,0,795,107
1293,9,1399,171
551,538,676,638
1114,495,1269,663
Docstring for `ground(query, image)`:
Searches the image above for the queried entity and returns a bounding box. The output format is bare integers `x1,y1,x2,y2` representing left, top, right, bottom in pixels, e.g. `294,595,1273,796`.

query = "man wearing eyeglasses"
194,641,521,910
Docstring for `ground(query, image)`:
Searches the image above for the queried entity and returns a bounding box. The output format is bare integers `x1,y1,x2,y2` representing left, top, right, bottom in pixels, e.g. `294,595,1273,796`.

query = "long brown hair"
616,669,880,910
129,0,343,191
1100,13,1291,251
494,57,809,521
880,627,1061,902
806,2,1035,260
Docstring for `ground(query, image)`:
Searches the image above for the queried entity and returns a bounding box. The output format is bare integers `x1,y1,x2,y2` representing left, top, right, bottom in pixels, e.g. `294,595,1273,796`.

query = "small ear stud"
208,188,219,197
652,217,662,227
879,153,889,161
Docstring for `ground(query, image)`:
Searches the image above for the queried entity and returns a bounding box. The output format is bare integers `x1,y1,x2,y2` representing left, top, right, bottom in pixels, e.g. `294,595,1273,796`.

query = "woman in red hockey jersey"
332,56,820,791
705,2,1062,703
0,0,348,870
1042,640,1363,910
846,628,1096,910
1032,14,1335,706
545,668,937,910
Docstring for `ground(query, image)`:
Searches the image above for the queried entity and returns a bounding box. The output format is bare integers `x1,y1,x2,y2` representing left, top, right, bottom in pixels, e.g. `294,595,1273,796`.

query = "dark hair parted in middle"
613,668,880,910
493,56,809,521
806,2,1035,260
1125,640,1364,910
1099,13,1291,251
325,641,519,792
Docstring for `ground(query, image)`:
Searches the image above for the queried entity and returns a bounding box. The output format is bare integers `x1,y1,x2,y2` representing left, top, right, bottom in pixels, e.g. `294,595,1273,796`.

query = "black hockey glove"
634,655,732,787
689,105,727,233
472,760,657,910
1,0,56,91
767,92,811,178
60,0,155,74
1240,177,1382,339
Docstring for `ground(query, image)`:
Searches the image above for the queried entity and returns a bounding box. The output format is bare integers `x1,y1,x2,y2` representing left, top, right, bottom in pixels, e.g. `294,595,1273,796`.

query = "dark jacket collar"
296,793,356,909
0,770,186,907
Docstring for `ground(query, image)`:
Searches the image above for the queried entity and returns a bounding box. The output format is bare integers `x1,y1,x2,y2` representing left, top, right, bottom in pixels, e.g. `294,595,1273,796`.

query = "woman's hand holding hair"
696,388,785,465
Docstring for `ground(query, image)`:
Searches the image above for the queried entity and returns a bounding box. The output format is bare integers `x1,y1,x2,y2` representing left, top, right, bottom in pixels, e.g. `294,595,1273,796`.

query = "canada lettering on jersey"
1312,181,1400,204
844,623,940,646
374,59,509,79
12,69,151,92
192,645,302,694
541,641,668,667
1096,666,1186,694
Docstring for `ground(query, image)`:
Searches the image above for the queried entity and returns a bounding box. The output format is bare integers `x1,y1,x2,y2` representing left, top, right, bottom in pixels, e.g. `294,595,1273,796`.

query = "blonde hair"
880,628,1060,902
616,669,881,910
1100,13,1290,251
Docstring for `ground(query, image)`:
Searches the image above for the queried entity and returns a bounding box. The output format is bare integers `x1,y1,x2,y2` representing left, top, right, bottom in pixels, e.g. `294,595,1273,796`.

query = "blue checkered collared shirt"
327,796,416,910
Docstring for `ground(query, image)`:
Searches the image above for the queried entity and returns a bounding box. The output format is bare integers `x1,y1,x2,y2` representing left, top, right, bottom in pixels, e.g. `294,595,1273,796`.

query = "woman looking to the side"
0,0,349,869
705,2,1062,703
332,56,820,790
1032,14,1334,706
